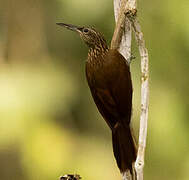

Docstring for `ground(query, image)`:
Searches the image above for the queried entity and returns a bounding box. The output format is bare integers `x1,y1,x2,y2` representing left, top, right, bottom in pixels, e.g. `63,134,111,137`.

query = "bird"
56,22,137,177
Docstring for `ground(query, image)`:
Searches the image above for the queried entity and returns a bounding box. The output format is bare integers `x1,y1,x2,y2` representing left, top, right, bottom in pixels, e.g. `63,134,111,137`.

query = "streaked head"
56,22,108,49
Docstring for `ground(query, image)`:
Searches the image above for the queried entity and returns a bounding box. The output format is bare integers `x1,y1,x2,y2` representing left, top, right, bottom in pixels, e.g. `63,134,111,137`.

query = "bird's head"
56,22,108,50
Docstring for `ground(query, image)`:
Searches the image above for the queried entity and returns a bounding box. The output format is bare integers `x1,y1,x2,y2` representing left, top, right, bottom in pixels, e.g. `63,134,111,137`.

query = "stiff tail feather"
112,122,137,177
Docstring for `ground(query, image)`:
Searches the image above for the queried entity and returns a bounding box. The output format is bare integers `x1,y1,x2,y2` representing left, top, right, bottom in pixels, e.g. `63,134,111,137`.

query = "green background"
0,0,188,179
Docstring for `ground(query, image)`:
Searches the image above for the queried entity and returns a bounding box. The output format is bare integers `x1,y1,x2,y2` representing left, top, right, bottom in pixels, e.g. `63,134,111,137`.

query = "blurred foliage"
0,0,188,180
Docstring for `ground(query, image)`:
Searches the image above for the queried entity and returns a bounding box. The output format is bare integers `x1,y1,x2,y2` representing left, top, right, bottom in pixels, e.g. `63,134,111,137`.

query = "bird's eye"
83,28,89,33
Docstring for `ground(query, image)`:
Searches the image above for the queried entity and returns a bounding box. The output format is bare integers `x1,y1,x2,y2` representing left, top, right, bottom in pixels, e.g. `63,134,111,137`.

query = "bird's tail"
112,122,137,177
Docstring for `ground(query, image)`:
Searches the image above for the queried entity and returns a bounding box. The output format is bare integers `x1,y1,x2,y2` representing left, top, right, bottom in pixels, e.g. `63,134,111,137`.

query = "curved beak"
56,23,83,33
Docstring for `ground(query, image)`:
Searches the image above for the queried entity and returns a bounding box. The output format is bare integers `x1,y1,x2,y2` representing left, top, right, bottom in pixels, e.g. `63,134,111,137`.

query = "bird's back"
86,49,133,129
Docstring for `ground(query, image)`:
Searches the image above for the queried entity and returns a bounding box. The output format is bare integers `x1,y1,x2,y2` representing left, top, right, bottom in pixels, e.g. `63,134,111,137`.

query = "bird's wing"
89,87,119,130
105,50,133,125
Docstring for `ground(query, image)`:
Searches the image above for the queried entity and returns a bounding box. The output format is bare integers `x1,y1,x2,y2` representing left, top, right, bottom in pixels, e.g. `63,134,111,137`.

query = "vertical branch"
130,17,149,180
126,2,149,179
111,0,127,49
112,0,149,180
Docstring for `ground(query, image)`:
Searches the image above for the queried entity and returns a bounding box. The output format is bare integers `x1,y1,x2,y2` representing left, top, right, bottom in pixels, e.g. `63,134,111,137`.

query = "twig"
60,174,81,180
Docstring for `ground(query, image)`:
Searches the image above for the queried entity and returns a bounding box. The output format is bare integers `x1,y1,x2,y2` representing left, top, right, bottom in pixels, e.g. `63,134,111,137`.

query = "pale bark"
112,0,132,64
130,17,149,180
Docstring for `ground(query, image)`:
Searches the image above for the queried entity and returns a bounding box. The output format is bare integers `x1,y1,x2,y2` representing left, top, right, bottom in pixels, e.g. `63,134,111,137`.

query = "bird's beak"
56,23,83,33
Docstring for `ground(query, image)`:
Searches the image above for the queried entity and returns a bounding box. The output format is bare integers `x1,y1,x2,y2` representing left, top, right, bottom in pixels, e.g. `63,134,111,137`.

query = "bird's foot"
126,54,136,64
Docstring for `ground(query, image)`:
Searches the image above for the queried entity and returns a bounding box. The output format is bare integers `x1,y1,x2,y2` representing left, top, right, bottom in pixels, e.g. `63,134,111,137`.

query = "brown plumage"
57,23,137,176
